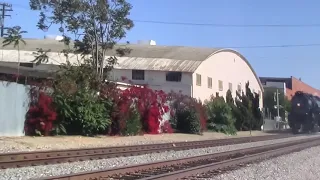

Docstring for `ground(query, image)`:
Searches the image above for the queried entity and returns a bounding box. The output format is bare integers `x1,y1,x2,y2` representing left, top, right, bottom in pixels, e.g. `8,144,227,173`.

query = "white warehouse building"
0,38,263,107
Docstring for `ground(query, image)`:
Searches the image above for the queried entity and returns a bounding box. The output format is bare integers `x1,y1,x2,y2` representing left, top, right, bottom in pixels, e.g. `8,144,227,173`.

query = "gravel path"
0,131,273,153
0,134,319,180
209,144,320,180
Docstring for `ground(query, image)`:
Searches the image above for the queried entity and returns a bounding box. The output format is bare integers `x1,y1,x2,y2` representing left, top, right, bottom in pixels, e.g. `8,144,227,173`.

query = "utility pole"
276,89,280,117
0,2,12,37
274,89,282,129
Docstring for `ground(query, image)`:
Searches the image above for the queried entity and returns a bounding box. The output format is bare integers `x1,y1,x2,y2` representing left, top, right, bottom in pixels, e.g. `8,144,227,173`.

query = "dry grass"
0,131,278,153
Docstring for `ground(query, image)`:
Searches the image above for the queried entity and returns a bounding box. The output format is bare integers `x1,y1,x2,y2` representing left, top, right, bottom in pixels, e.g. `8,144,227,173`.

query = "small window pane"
196,74,201,86
132,70,145,80
228,83,232,92
166,72,182,82
218,80,223,91
208,77,212,89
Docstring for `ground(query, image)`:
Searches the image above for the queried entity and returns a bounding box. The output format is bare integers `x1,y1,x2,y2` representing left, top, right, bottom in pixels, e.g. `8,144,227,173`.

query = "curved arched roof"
0,38,263,91
202,48,264,92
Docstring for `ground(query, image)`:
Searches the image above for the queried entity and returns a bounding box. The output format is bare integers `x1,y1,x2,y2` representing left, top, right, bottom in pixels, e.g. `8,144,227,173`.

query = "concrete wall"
192,51,263,107
0,81,30,136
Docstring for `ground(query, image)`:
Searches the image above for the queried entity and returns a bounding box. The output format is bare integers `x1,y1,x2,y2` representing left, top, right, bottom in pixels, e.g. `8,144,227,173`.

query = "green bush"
52,63,112,136
205,95,237,135
175,108,201,134
54,89,111,136
122,104,142,136
168,92,207,135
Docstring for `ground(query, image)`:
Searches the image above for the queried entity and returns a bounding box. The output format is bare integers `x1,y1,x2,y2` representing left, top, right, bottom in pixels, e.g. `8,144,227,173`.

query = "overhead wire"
9,3,320,49
133,20,320,28
13,3,320,28
217,43,320,49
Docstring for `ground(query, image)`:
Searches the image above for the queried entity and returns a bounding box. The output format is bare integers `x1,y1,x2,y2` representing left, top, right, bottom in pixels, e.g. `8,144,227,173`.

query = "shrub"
25,88,57,136
46,62,112,136
205,95,237,135
168,92,207,134
122,104,142,136
101,83,172,135
53,89,111,136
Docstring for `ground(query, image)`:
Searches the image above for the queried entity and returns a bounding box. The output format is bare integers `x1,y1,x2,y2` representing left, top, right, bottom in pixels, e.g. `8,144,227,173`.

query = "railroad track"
37,135,320,180
0,134,292,169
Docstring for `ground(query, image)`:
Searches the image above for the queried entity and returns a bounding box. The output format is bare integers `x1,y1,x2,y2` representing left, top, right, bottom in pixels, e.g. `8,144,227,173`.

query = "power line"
0,2,12,37
10,3,320,28
223,43,320,49
133,20,320,28
8,3,320,49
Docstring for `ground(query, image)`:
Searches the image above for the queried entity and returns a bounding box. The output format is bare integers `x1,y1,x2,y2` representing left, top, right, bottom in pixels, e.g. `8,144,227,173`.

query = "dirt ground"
0,131,280,152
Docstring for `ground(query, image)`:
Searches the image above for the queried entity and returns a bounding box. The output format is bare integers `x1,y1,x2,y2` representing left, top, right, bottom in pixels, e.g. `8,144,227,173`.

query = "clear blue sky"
6,0,320,89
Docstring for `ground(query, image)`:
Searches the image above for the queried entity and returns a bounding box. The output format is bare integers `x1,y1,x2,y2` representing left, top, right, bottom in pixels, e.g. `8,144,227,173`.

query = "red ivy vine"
25,88,57,136
101,84,172,135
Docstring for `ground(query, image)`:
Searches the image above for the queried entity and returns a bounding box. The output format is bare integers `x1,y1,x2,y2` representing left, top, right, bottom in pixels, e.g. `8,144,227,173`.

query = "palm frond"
2,41,12,47
14,41,19,48
20,39,27,45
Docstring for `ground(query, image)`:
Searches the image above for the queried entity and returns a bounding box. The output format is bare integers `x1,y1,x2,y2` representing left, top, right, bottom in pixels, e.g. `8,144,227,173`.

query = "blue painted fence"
0,81,30,136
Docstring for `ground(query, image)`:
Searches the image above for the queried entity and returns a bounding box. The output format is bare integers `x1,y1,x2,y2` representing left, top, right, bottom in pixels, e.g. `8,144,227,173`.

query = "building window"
166,72,182,82
132,70,145,80
237,84,242,92
208,77,212,89
258,90,261,98
218,80,223,91
196,74,201,86
228,83,232,92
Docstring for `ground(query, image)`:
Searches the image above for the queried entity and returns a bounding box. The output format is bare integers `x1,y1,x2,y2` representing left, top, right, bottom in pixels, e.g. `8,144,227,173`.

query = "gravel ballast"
0,134,319,180
209,144,320,180
0,131,274,153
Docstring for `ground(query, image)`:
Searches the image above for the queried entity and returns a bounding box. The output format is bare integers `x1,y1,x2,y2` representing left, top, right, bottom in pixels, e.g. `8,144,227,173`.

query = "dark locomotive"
288,91,320,134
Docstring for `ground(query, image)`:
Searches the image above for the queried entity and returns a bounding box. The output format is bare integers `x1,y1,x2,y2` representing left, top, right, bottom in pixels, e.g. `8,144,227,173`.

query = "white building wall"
0,49,263,107
192,51,263,108
109,69,193,96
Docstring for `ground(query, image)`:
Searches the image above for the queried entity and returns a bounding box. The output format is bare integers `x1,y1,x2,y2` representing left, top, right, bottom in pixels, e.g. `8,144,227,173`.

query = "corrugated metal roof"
0,38,69,52
0,61,58,78
114,57,203,72
0,38,221,61
109,44,221,61
0,38,222,72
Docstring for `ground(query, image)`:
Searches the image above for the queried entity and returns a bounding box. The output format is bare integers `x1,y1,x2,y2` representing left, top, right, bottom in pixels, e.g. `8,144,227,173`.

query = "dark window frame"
132,70,145,80
207,77,212,89
166,72,182,82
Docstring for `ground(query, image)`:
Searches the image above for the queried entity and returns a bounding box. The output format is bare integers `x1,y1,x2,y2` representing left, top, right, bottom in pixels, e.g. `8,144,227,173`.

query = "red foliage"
101,83,173,135
167,91,208,133
161,121,174,133
24,89,57,136
194,100,207,132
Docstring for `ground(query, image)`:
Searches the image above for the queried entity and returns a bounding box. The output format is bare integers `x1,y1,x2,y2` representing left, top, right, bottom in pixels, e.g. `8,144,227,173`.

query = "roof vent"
137,40,156,45
44,35,64,41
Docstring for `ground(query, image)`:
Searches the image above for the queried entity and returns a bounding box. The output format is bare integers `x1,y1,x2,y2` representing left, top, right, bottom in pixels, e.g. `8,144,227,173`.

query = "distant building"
259,76,320,99
0,38,264,107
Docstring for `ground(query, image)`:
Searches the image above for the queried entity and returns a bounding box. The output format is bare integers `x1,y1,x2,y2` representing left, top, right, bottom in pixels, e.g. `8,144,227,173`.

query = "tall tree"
29,0,134,81
225,89,234,105
2,26,27,82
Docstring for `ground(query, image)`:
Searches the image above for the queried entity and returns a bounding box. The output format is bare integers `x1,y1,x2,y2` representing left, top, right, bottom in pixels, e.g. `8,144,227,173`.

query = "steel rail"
36,135,320,180
0,134,292,169
139,139,320,180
